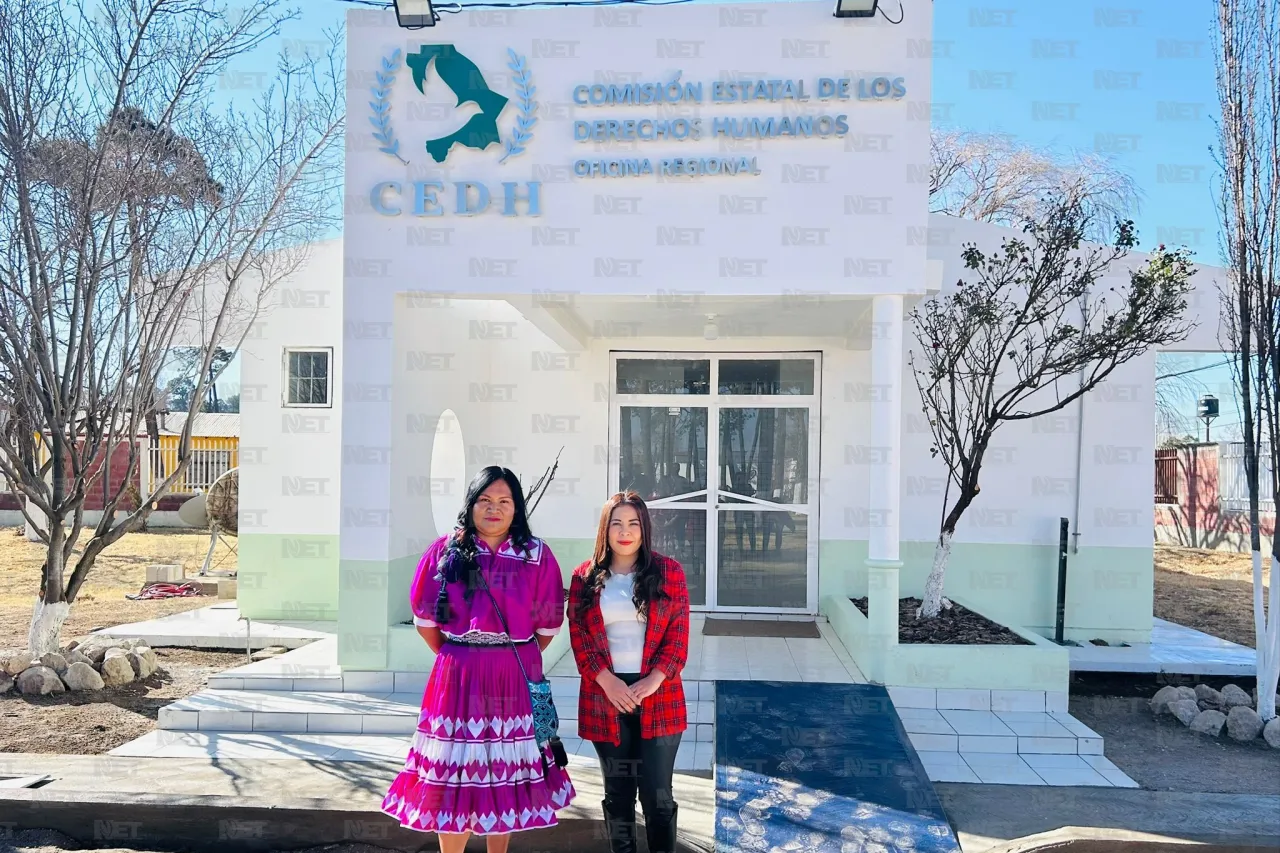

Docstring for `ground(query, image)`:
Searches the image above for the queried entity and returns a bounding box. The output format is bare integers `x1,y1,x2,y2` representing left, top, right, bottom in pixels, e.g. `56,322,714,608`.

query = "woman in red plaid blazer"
568,492,690,853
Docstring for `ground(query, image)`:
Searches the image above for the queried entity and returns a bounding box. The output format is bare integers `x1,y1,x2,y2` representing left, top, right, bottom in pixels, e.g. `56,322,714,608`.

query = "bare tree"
0,0,343,655
910,197,1195,618
1213,0,1280,721
930,129,1141,243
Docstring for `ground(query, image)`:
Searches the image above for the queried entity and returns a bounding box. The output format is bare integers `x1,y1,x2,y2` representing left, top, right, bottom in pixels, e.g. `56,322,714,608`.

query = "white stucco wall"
237,238,344,619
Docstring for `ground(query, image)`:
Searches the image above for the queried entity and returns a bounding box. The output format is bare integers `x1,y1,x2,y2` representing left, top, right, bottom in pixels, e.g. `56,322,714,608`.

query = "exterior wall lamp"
394,0,437,28
704,315,719,341
834,0,879,17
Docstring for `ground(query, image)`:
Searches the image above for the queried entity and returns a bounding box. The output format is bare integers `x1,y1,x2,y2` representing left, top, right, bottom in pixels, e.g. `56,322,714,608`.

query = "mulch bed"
850,597,1032,646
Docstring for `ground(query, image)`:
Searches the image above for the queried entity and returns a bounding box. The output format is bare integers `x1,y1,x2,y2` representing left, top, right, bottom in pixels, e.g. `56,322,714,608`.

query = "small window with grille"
283,348,332,407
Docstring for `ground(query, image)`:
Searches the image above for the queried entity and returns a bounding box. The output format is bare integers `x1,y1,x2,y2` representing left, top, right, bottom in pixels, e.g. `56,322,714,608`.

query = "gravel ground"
1069,693,1280,795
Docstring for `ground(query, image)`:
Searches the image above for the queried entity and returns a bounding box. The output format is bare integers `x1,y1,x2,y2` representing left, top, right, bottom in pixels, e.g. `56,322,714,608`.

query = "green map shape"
405,45,509,164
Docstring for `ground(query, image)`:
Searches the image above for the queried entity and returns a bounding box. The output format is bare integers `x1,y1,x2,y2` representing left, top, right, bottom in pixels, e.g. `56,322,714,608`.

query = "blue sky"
929,0,1235,439
210,0,1235,438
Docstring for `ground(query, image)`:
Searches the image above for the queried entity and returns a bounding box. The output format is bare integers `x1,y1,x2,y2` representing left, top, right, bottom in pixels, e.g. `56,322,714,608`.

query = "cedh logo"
370,44,537,165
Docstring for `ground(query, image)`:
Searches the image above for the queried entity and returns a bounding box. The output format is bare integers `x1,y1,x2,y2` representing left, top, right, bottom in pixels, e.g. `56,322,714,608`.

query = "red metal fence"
1155,448,1179,504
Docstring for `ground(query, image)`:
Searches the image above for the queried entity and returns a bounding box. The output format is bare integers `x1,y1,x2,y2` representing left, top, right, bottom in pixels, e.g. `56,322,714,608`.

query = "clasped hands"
596,669,665,713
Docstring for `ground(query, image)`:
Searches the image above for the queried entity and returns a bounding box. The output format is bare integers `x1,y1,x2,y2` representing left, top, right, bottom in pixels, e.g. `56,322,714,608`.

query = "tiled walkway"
1069,618,1256,676
94,601,334,650
108,606,1134,786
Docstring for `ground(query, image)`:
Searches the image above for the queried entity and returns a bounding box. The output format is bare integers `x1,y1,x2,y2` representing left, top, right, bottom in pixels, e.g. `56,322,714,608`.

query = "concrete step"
899,709,1104,755
158,690,421,735
210,667,720,701
208,669,424,694
160,687,718,740
108,731,717,771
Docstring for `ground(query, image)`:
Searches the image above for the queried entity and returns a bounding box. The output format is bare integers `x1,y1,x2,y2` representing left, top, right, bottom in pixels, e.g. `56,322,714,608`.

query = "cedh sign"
344,1,933,296
366,43,542,217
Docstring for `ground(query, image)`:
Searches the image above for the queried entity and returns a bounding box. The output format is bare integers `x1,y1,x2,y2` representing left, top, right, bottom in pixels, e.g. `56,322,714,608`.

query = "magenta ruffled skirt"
381,643,576,835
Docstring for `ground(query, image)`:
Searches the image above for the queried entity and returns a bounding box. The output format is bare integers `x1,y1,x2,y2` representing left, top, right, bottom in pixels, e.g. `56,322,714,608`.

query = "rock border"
1151,682,1280,748
1,638,159,696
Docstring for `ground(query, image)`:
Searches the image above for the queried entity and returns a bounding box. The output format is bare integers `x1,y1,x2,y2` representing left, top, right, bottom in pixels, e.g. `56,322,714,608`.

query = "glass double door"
609,353,820,613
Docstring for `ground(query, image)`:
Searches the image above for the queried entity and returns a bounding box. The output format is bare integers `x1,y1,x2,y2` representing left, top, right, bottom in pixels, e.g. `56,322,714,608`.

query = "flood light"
834,0,879,17
394,0,437,27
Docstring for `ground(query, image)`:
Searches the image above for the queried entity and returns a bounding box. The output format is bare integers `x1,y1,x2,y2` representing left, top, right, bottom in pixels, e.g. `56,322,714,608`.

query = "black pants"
592,673,681,853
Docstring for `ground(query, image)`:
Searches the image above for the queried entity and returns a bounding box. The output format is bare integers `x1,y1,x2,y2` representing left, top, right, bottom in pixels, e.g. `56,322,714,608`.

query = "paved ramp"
715,681,961,853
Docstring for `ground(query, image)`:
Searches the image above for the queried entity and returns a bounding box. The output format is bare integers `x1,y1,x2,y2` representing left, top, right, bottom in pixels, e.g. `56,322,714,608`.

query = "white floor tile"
393,673,429,694
1081,755,1140,788
1020,753,1091,770
963,756,1046,786
939,710,1014,736
1018,736,1078,755
291,678,342,692
252,712,309,733
362,714,416,735
158,708,200,730
802,669,854,683
991,690,1045,713
1076,737,1104,755
1049,712,1101,738
998,716,1073,738
199,711,253,732
898,711,955,735
1031,766,1112,787
923,761,981,783
888,687,936,709
307,713,364,734
907,732,958,752
936,689,991,711
960,752,1044,782
957,735,1018,753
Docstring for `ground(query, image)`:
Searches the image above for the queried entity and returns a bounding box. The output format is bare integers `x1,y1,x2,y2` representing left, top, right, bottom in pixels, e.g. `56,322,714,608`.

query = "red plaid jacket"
567,554,690,745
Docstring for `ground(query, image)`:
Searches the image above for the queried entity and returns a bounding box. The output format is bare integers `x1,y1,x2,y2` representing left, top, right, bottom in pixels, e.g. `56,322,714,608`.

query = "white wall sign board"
344,0,932,297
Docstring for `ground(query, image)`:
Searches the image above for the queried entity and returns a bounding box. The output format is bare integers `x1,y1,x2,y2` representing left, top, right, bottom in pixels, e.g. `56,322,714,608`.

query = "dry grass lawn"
1,526,242,755
0,525,236,649
1154,544,1270,649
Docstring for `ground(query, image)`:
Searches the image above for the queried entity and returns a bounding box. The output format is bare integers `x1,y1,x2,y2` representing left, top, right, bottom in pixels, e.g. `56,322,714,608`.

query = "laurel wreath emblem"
499,49,537,163
370,48,407,164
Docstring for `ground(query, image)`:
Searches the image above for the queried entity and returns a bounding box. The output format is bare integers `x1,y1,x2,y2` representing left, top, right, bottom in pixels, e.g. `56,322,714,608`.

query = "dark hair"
575,491,666,621
434,466,534,623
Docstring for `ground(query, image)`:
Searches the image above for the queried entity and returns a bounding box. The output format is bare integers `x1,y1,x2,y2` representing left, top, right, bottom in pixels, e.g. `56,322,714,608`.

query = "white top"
600,571,647,673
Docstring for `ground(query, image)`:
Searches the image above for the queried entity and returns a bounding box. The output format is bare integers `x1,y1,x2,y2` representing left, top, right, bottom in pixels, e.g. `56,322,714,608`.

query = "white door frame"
607,351,822,615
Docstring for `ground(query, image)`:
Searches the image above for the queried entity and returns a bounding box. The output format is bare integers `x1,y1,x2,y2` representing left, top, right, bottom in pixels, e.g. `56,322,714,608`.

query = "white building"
234,0,1225,685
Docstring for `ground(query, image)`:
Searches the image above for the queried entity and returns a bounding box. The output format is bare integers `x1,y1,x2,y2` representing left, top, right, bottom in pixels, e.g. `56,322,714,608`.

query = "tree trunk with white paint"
919,530,954,618
28,599,70,657
1256,551,1280,721
28,511,71,655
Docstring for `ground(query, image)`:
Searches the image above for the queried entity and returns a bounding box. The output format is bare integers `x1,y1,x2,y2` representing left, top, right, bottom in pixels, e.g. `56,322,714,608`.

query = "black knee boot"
602,798,637,853
644,801,678,853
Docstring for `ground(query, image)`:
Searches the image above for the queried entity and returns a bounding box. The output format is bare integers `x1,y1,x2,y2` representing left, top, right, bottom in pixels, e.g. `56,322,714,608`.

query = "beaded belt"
443,629,533,647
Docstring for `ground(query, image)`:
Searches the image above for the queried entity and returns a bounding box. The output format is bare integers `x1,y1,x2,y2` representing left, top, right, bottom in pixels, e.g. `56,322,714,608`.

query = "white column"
866,294,904,681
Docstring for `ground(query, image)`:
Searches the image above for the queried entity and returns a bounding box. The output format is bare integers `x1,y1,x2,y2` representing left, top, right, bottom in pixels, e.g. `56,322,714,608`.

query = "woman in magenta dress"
382,466,576,852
